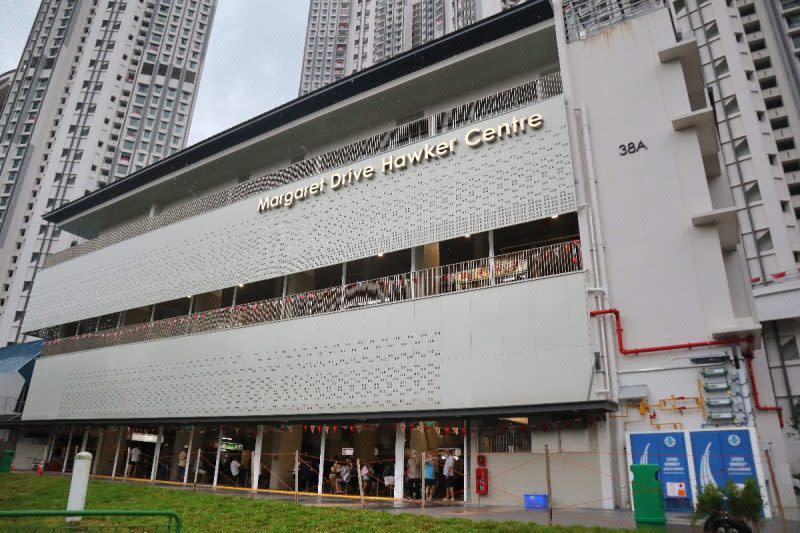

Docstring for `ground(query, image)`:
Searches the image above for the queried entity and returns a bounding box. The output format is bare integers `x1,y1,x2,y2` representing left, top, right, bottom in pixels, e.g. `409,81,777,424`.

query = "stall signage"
689,429,756,490
629,432,693,512
256,114,544,213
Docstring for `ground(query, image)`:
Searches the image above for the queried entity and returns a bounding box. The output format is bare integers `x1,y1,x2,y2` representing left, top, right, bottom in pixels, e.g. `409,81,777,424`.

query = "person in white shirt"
129,446,142,477
230,457,241,485
443,449,456,502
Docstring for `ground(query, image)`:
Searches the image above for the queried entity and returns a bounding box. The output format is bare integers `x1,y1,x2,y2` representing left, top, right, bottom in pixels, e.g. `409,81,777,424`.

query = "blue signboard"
629,432,693,511
689,429,757,490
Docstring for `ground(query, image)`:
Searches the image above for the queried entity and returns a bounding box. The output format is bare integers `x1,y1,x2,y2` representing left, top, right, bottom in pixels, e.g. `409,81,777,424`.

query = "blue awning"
0,340,43,380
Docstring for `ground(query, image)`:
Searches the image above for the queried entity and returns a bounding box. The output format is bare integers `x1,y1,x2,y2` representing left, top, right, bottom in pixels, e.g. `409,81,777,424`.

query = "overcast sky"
0,0,309,145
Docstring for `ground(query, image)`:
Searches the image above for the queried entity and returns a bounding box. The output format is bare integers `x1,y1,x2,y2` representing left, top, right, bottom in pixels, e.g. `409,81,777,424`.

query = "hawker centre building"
3,0,797,511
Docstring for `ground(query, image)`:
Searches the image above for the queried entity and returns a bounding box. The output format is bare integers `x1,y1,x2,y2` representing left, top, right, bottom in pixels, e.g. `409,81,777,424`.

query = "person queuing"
424,451,437,501
406,450,421,500
177,445,188,480
443,449,456,502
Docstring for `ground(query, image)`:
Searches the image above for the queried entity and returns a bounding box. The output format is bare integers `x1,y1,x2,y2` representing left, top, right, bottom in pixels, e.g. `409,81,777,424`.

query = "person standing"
424,452,436,501
178,445,188,480
229,456,241,485
443,449,456,502
129,446,142,478
406,450,421,500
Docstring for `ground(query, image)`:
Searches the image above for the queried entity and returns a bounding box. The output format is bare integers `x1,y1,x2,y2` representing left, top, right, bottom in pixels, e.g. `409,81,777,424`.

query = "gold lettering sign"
257,114,544,213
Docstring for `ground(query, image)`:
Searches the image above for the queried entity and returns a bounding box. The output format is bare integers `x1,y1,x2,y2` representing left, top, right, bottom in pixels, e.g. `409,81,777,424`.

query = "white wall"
24,96,575,332
23,272,597,421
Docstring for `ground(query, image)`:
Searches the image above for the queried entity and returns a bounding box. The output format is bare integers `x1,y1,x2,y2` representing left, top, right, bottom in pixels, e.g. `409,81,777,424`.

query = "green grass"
0,473,639,533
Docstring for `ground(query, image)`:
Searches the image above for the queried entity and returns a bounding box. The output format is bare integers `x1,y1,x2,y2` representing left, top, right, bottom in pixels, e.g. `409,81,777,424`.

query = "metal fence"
0,510,182,532
41,241,582,357
562,0,664,42
43,72,563,270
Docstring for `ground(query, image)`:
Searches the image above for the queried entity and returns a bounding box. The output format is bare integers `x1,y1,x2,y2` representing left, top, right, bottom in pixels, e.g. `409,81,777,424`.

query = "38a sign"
619,140,647,156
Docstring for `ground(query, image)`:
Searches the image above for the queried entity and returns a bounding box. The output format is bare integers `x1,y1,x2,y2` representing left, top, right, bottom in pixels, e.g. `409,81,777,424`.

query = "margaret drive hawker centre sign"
256,114,544,213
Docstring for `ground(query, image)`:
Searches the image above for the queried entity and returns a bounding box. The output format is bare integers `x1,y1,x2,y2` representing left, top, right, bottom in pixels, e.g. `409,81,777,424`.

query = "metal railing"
562,0,664,42
0,510,182,532
43,72,563,270
41,241,582,357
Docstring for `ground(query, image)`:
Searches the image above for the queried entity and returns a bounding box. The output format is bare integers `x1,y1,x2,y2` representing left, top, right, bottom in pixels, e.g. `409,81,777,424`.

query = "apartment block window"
756,230,773,252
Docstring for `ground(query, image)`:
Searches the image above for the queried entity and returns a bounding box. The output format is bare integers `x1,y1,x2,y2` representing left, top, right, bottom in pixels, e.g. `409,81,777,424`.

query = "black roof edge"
44,0,554,225
2,401,617,427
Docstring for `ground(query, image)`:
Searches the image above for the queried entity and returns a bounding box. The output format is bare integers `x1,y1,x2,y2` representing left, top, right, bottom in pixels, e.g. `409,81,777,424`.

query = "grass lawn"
0,473,641,533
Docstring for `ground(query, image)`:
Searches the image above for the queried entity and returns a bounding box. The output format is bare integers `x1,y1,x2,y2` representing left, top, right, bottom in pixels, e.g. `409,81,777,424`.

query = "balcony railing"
562,0,665,42
40,241,582,357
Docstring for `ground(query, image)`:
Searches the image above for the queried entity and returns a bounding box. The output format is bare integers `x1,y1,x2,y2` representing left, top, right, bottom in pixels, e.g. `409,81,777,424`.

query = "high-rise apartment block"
736,0,800,220
0,0,217,346
298,0,526,95
668,0,800,470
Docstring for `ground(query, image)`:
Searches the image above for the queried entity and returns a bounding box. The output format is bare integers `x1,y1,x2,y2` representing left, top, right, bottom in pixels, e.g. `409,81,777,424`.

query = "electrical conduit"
590,308,783,427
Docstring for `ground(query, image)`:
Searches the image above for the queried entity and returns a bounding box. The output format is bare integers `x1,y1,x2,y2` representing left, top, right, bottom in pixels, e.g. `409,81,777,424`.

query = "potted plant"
693,479,764,533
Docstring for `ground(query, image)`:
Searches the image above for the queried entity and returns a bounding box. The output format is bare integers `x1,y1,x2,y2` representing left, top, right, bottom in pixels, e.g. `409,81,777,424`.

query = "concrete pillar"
251,425,263,491
66,452,92,523
62,427,73,473
212,427,222,487
462,420,469,503
183,426,194,484
317,429,326,494
91,429,104,475
111,426,125,478
150,425,164,481
394,423,405,500
597,421,615,510
80,428,89,452
45,430,55,463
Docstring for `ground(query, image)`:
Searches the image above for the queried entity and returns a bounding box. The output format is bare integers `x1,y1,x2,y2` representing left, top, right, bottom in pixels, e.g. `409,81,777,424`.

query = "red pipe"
588,308,749,355
745,354,784,428
590,307,784,427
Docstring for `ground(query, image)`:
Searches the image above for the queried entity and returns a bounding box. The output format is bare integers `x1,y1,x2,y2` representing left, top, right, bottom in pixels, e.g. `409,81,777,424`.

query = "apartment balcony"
39,242,583,357
756,66,775,80
779,148,799,164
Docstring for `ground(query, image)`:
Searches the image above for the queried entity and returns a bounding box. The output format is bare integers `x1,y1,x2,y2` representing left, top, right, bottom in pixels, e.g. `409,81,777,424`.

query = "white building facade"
0,0,217,348
5,0,797,513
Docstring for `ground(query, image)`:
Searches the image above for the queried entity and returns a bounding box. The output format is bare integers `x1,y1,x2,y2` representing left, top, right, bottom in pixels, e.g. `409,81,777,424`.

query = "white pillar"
183,426,194,484
394,423,405,501
251,425,263,491
80,428,89,452
66,452,92,523
488,230,496,284
597,420,615,509
111,426,125,478
62,427,74,473
45,430,56,462
91,429,104,475
212,428,222,487
317,429,326,494
150,425,164,481
462,420,469,503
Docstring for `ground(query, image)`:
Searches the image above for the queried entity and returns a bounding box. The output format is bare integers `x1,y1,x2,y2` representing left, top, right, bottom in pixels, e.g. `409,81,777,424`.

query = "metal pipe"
589,308,751,355
745,351,785,428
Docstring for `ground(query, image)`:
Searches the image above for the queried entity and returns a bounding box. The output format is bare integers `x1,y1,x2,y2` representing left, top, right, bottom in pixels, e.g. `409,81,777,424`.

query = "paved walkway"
106,476,800,532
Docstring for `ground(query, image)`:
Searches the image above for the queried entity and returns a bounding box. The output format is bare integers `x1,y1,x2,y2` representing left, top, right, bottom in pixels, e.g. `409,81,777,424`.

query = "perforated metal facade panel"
22,273,593,421
24,96,575,332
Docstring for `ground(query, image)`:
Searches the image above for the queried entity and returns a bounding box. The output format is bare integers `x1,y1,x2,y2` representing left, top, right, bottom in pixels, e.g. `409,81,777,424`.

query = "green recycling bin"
630,463,666,525
0,449,15,473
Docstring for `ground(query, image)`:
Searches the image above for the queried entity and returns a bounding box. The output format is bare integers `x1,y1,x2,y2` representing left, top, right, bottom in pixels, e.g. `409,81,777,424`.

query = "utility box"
630,464,666,525
0,449,14,473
